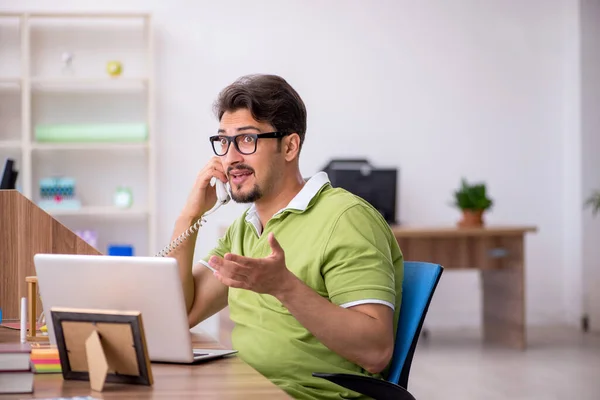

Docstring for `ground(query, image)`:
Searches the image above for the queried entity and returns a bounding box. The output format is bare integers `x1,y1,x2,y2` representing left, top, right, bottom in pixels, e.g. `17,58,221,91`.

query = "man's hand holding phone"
182,156,228,219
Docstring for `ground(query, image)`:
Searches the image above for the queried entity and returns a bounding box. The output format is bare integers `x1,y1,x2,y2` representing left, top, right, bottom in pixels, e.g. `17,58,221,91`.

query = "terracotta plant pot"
458,209,484,228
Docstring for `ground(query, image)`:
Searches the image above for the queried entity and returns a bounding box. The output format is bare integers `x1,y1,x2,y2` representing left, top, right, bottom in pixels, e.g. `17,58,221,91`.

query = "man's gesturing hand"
208,232,295,297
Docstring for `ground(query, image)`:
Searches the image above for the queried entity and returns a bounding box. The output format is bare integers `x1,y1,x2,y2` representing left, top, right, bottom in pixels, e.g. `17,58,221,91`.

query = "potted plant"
585,190,600,216
452,178,493,227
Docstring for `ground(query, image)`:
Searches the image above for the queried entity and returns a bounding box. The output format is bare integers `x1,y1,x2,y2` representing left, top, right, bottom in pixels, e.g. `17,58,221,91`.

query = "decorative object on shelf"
75,230,99,249
37,177,82,211
584,190,600,216
106,60,123,77
34,123,148,143
61,52,75,76
113,186,133,208
108,244,134,256
452,177,493,228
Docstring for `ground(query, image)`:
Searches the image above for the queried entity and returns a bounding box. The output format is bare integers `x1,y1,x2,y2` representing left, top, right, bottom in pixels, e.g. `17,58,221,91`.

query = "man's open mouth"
229,169,254,185
229,170,253,178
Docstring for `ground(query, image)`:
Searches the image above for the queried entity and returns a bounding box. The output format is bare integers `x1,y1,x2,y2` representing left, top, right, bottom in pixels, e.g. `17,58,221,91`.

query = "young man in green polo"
170,74,404,400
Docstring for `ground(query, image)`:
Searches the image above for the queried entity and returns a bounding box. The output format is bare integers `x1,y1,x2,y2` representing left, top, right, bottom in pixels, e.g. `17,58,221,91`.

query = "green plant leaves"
453,177,493,211
584,190,600,216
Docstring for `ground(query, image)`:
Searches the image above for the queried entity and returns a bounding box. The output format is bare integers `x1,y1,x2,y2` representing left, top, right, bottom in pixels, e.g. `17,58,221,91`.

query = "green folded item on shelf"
34,123,148,142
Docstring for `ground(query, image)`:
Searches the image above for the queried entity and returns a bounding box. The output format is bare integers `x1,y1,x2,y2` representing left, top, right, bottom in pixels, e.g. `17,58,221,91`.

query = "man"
170,74,404,400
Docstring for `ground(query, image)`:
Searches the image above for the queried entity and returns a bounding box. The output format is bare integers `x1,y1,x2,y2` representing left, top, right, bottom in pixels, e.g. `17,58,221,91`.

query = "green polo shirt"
206,172,403,400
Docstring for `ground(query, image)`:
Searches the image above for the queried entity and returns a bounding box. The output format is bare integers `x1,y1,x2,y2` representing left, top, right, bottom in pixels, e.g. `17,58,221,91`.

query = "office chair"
313,261,443,400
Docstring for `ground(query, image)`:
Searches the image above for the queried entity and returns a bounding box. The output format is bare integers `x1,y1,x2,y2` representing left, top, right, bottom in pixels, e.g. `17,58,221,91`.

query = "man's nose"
224,142,244,165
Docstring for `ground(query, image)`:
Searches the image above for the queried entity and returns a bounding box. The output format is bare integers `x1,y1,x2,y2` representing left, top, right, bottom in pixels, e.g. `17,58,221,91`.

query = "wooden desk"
391,225,537,350
0,327,290,399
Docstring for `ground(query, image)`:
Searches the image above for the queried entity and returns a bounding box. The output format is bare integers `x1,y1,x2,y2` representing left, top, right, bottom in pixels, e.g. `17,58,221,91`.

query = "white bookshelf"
31,142,149,151
0,12,156,256
0,77,21,84
30,77,149,91
0,140,21,149
47,206,149,219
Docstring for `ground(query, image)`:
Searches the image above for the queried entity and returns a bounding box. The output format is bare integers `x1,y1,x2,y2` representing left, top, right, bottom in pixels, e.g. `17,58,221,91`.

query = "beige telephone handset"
155,177,231,258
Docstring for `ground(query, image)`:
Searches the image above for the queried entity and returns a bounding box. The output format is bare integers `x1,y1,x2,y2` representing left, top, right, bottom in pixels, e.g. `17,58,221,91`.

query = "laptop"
33,253,237,364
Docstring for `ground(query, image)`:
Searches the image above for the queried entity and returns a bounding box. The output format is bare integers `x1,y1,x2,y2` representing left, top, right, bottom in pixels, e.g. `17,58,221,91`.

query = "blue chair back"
386,261,443,388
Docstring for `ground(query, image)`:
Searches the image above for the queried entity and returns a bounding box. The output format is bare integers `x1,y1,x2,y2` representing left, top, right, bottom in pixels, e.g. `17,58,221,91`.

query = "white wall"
0,0,586,338
562,0,584,329
581,0,600,332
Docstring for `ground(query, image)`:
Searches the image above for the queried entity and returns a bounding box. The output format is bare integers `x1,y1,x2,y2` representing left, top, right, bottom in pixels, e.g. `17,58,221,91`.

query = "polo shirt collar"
245,171,330,236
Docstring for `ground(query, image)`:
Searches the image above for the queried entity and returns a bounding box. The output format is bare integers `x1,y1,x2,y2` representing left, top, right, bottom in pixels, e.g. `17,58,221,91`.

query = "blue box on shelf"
107,245,134,257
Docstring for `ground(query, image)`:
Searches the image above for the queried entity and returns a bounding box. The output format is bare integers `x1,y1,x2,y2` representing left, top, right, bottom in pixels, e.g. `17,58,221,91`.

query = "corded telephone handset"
155,178,231,258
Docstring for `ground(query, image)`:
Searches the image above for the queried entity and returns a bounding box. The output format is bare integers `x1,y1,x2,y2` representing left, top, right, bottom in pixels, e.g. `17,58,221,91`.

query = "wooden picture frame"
50,307,153,391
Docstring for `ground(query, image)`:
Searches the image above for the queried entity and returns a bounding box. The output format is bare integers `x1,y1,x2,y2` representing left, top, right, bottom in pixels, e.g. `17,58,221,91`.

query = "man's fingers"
224,253,260,267
214,272,247,290
209,159,228,183
212,170,228,183
199,159,227,186
219,267,249,282
268,233,284,256
210,256,251,278
208,255,223,269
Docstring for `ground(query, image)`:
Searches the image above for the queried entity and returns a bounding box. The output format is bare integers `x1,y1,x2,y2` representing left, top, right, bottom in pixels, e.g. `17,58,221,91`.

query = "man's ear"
284,133,301,161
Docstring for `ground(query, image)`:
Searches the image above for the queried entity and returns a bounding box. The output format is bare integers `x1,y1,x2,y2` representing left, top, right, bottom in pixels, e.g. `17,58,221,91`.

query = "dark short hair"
213,74,307,151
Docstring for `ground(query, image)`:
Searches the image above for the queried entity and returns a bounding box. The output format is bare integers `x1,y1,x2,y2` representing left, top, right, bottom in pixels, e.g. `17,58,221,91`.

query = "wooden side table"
391,225,537,349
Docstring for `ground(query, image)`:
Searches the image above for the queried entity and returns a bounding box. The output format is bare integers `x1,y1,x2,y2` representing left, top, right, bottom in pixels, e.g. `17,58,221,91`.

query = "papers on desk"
0,321,44,330
30,345,61,374
23,397,101,400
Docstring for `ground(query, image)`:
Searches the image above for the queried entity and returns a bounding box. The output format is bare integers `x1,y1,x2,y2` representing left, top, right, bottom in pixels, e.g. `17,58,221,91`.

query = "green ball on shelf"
114,186,133,208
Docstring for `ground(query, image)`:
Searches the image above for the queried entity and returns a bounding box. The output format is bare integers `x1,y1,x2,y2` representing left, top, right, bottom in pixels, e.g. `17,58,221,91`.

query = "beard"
231,183,263,203
228,150,283,204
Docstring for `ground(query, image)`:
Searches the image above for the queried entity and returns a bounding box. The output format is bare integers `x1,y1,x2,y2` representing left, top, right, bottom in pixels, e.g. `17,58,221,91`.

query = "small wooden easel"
85,329,111,391
25,276,49,343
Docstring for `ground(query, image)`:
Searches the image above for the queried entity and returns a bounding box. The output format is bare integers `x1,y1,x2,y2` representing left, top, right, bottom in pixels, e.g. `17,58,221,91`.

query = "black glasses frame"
209,132,290,156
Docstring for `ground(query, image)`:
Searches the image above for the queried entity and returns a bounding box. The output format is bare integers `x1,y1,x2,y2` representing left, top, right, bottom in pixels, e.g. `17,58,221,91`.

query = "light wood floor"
407,327,600,399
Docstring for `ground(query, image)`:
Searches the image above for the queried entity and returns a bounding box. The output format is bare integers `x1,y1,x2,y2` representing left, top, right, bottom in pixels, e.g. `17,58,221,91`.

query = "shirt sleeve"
203,224,234,261
321,204,397,309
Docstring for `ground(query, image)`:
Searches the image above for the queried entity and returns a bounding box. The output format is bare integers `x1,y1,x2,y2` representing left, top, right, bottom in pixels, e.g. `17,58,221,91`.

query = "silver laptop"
33,253,237,364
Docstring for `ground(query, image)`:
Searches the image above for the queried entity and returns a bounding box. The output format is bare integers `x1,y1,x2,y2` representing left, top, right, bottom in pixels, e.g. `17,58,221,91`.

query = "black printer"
321,159,398,225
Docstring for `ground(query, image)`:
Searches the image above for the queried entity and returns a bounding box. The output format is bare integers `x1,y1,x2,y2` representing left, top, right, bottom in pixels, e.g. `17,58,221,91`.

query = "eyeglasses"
209,132,290,156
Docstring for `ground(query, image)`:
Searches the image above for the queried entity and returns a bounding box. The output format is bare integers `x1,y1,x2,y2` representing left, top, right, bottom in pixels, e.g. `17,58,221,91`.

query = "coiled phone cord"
154,216,206,258
154,198,225,258
154,178,230,258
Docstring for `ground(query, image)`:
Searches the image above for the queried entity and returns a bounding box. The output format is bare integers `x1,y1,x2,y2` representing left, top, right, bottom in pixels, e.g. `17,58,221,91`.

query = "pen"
20,297,27,344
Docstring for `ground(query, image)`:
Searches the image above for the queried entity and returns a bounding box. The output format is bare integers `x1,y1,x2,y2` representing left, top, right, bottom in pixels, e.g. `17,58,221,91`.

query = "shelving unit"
0,78,21,84
47,206,150,219
0,12,156,256
31,142,149,151
0,140,21,149
30,77,149,91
